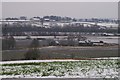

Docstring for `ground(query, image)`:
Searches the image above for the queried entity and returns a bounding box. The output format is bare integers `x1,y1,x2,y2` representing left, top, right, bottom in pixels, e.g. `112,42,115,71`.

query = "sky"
2,2,118,19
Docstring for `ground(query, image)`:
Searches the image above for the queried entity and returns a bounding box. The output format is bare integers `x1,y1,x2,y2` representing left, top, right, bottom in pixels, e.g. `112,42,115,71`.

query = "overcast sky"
2,2,118,19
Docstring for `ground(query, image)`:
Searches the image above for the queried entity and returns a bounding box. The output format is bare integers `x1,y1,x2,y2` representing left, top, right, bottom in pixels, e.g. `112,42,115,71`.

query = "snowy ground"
0,58,119,78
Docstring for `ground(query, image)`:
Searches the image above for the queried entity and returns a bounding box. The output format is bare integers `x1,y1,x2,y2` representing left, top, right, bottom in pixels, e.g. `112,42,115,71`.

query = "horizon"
2,15,118,20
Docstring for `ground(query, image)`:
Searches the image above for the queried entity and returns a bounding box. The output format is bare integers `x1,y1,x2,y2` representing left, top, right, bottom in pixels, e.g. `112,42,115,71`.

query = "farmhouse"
92,41,104,46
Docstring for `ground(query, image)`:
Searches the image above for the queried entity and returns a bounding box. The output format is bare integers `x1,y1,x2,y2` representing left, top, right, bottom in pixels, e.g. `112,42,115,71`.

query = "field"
0,59,119,78
2,46,118,60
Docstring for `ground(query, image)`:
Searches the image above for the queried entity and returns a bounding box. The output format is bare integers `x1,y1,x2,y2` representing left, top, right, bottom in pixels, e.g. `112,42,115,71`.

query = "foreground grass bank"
0,59,119,78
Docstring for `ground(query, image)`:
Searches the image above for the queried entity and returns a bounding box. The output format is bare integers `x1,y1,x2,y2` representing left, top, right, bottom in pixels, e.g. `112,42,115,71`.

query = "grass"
0,59,119,78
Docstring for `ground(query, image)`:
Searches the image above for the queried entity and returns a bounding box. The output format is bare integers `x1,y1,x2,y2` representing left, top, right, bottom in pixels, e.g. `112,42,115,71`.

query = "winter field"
0,58,120,79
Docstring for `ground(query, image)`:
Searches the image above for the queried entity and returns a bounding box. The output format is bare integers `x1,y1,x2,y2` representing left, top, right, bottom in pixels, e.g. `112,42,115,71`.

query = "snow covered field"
0,59,119,78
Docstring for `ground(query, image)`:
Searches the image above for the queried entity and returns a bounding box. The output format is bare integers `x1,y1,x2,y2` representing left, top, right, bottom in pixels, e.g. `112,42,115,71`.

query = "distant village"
1,16,118,28
1,16,119,37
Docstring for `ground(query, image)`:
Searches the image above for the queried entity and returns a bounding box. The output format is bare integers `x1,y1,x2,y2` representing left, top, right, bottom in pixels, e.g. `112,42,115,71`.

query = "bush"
25,39,40,60
25,49,39,60
2,35,16,50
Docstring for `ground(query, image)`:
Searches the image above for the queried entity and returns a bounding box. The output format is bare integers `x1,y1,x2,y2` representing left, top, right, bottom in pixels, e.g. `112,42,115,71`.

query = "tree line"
2,24,118,36
2,36,40,60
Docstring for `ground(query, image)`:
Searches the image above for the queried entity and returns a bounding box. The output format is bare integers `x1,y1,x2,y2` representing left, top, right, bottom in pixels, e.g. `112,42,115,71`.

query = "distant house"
31,17,40,21
43,22,51,28
79,41,87,46
101,33,114,36
79,40,92,46
49,40,60,46
92,41,104,46
44,18,50,22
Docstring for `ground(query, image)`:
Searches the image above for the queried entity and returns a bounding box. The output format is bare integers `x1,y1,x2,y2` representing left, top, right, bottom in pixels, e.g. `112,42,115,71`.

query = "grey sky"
2,2,118,19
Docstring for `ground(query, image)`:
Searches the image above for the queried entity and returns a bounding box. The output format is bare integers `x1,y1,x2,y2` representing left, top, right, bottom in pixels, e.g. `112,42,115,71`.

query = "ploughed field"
0,59,119,78
2,46,119,60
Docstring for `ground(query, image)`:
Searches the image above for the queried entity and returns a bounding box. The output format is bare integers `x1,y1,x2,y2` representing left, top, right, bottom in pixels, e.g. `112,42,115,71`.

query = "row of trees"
2,24,118,36
2,36,16,50
2,36,40,60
